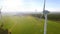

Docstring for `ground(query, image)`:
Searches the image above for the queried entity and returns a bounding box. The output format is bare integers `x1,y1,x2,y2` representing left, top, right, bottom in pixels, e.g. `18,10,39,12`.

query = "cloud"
2,0,24,11
1,0,43,12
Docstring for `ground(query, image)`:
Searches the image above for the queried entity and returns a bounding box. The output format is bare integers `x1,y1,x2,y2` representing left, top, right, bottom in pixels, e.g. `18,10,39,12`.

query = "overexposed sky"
0,0,60,12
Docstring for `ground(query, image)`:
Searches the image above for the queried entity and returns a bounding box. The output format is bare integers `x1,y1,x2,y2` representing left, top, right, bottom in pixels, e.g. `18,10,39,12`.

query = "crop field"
0,15,60,34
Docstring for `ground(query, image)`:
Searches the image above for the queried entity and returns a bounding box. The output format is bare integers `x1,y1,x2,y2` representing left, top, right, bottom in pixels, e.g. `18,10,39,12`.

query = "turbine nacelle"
43,10,50,14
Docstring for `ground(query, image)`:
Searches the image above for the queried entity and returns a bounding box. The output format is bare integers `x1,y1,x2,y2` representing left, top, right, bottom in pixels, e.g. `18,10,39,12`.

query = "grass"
0,15,60,34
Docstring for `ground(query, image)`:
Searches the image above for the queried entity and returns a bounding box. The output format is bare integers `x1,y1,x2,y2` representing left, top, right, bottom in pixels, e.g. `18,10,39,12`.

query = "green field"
0,16,60,34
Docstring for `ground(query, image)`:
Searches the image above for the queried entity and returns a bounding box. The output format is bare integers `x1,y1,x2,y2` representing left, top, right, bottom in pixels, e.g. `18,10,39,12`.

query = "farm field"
0,15,60,34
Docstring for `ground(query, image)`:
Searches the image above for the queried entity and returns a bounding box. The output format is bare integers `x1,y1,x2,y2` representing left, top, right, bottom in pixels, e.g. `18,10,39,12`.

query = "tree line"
31,13,60,21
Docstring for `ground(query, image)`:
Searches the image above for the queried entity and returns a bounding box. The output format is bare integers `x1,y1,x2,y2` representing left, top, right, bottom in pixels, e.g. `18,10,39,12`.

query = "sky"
0,0,60,12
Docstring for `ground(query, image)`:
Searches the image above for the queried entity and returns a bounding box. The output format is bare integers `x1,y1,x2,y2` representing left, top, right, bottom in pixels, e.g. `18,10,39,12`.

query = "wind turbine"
42,0,49,34
0,7,4,27
0,7,2,19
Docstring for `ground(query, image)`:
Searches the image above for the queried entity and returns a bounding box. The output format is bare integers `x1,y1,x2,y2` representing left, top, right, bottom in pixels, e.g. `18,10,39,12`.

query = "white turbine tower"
0,7,3,27
0,8,2,19
42,0,49,34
